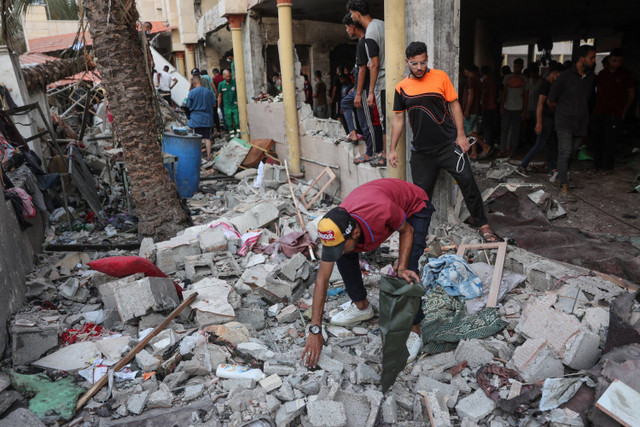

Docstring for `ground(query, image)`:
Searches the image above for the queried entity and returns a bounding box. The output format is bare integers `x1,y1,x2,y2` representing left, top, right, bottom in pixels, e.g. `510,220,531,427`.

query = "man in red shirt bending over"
302,178,434,368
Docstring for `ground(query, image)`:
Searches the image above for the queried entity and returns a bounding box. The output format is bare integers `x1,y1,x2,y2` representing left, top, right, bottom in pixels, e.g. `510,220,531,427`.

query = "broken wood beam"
457,241,508,308
75,292,198,411
284,160,316,262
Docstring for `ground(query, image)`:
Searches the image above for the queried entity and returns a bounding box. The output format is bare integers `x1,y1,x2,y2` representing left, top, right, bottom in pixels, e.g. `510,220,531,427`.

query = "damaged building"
0,0,639,426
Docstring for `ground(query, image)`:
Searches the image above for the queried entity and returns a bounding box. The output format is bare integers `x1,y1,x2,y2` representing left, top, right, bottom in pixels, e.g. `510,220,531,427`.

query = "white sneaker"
406,331,422,363
330,303,374,326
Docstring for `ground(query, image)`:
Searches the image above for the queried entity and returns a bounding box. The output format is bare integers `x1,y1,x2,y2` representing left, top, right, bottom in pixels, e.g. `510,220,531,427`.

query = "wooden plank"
75,292,198,411
487,242,507,307
457,242,508,308
595,379,640,427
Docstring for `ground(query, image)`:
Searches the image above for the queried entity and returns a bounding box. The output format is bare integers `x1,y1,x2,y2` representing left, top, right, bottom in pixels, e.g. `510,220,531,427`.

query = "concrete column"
185,44,196,74
228,14,250,142
527,44,535,65
243,13,267,99
277,0,301,174
385,0,406,180
176,51,186,76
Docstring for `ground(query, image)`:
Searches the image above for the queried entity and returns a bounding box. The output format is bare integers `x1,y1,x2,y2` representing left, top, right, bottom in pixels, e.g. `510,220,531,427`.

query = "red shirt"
213,74,224,88
482,76,497,111
340,179,429,253
462,74,482,114
593,67,635,116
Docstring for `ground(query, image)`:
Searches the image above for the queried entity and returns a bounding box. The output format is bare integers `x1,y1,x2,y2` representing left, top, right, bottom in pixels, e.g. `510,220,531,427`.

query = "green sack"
379,275,425,393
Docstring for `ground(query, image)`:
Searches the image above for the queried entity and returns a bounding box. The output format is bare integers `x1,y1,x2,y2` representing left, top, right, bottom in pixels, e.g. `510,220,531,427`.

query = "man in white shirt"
155,65,177,106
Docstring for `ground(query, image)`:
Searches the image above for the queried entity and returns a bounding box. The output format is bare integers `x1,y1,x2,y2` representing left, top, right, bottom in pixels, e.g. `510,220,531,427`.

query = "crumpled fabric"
8,165,47,212
420,285,507,354
539,377,596,411
5,187,36,218
422,254,483,299
379,275,425,393
254,231,316,258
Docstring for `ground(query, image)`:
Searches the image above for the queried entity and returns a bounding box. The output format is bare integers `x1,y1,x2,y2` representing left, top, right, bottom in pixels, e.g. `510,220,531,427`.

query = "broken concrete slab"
235,307,266,331
147,383,173,409
562,329,601,370
149,329,180,355
59,278,89,302
203,322,250,345
183,277,235,322
509,338,564,382
274,398,306,426
424,390,453,427
32,341,101,371
356,363,381,385
11,311,60,366
236,341,274,361
415,376,459,408
455,388,496,423
307,400,347,427
230,201,280,234
139,237,156,263
0,408,47,427
276,304,298,323
113,277,179,323
214,138,251,176
516,293,581,357
155,235,201,273
454,339,495,369
136,349,163,372
96,335,130,360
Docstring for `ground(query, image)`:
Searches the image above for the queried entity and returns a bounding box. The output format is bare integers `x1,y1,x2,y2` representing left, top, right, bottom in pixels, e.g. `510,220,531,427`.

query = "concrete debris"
214,138,251,176
4,140,627,427
455,388,497,423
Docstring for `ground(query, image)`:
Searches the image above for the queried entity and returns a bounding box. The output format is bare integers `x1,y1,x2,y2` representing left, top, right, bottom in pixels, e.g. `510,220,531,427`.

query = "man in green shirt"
217,69,240,137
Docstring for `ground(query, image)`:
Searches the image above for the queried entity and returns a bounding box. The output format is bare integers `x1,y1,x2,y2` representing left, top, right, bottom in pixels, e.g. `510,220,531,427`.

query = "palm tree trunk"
84,0,190,240
22,55,96,91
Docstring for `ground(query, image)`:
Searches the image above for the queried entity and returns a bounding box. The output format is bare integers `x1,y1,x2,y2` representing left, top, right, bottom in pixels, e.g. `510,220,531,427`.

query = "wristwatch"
309,324,321,335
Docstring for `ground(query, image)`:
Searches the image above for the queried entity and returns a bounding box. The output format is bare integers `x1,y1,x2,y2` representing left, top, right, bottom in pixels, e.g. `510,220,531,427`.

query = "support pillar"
185,44,196,75
385,0,406,179
176,51,186,77
277,0,301,174
227,14,250,142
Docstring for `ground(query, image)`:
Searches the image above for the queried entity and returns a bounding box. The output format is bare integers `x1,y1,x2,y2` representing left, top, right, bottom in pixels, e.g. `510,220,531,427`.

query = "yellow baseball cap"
317,207,355,262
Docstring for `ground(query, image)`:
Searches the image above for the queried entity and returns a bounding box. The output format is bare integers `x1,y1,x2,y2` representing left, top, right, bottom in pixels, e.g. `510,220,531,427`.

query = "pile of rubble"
2,163,640,426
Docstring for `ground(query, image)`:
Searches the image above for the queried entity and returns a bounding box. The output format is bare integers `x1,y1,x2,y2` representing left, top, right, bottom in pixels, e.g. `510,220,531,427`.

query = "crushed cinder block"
155,234,201,273
356,363,381,385
275,380,295,401
334,389,372,427
582,306,609,336
508,337,564,382
516,293,581,357
259,374,283,393
416,376,459,409
235,307,266,331
149,329,180,355
136,349,162,372
261,164,288,189
221,378,255,392
11,311,60,366
455,388,496,423
276,305,298,323
424,390,453,427
59,278,89,303
278,253,308,282
139,237,156,263
275,398,306,426
236,341,274,360
454,339,495,369
230,201,280,234
147,383,173,408
113,277,179,323
198,227,228,253
307,400,347,427
127,390,150,415
184,253,217,282
381,395,398,424
562,329,601,370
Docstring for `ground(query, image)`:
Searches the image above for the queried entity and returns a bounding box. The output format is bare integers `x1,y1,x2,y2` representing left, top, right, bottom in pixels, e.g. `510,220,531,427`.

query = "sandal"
479,225,501,243
370,156,387,167
353,155,370,165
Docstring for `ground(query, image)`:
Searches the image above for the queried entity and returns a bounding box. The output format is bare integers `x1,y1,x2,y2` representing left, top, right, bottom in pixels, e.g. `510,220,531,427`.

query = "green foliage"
47,0,79,20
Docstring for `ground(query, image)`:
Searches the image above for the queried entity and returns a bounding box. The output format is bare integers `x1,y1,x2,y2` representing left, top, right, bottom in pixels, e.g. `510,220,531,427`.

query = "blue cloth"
186,86,215,128
422,254,483,299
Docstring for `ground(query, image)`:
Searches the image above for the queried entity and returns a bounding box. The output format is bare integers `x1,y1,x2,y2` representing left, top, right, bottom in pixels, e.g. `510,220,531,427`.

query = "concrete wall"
247,102,384,200
0,192,35,358
23,5,79,40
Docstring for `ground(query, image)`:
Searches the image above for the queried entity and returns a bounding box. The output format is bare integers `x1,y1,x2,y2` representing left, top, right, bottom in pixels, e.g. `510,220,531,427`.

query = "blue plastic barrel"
162,132,202,198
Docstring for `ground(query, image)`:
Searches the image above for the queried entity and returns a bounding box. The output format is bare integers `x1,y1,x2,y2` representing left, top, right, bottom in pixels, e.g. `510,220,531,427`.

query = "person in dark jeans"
389,41,499,243
548,45,596,196
516,62,565,177
591,48,636,174
302,179,434,368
